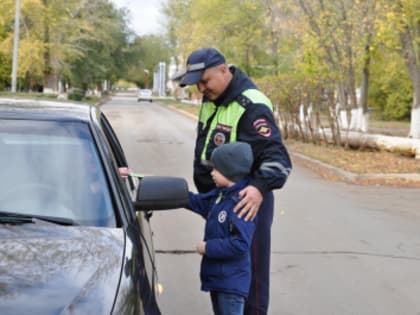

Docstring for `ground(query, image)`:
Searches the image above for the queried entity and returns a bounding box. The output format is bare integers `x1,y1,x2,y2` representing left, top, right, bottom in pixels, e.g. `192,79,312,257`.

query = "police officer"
180,47,292,315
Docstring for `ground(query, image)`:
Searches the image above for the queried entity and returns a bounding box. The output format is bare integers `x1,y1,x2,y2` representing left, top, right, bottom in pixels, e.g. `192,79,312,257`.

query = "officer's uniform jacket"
193,66,292,194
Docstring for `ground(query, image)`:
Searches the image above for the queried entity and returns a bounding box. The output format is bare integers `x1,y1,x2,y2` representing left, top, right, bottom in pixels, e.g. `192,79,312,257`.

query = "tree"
368,47,412,121
0,1,12,89
260,0,299,75
377,0,420,138
161,0,192,61
295,0,380,132
0,0,131,92
66,0,131,91
162,0,268,76
42,0,131,92
122,34,171,88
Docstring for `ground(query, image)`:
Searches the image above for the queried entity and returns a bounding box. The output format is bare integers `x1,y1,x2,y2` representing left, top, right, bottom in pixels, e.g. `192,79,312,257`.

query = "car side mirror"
133,176,189,211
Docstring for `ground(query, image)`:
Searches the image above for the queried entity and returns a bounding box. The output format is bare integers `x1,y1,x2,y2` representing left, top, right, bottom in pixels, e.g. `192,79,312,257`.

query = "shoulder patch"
236,94,253,108
253,118,272,138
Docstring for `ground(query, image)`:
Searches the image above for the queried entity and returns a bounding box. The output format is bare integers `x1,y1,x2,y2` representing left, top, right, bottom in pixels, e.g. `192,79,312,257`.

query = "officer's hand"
233,185,263,222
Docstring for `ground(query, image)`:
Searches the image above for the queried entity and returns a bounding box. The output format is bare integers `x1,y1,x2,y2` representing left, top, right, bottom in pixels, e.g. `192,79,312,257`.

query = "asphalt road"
103,93,420,315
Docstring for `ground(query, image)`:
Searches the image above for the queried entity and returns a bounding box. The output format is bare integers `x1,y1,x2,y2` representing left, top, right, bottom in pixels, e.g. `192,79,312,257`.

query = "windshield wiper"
0,215,33,224
0,211,77,226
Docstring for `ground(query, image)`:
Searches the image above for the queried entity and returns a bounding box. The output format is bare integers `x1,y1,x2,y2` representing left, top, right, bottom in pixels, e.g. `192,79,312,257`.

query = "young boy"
187,142,256,315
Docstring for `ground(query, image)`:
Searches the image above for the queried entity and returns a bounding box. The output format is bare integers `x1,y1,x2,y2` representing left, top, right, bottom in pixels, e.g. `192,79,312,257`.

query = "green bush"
369,74,412,121
382,88,412,121
84,95,101,104
68,89,85,101
0,53,11,91
368,51,412,121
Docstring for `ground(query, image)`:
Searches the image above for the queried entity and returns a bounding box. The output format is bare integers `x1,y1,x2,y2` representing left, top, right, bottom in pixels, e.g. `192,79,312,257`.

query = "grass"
160,100,420,176
286,140,420,174
0,91,104,105
160,98,200,115
0,91,58,100
369,119,410,129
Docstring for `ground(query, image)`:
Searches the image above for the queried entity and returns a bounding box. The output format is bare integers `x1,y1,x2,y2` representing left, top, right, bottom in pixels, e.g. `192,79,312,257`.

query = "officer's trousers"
245,191,274,315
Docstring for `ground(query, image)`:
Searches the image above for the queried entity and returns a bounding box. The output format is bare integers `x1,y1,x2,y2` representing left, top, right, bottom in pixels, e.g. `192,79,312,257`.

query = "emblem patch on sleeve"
253,118,272,137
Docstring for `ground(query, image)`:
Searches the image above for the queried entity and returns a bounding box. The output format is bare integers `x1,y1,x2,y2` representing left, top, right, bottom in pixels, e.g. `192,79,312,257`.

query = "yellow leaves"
21,0,43,9
0,0,131,83
0,35,13,53
17,39,44,77
385,11,397,21
166,0,270,72
0,0,15,26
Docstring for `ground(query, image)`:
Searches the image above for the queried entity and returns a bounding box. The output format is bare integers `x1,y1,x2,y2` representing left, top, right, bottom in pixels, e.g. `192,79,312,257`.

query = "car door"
99,113,159,300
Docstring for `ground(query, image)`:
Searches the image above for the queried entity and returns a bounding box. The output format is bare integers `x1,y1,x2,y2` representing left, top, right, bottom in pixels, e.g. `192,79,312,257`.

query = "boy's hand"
118,167,130,178
196,241,206,255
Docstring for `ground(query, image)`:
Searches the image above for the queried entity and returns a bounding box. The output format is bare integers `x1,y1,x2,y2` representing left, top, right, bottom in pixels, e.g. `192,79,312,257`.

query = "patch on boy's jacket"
253,118,272,138
218,210,227,223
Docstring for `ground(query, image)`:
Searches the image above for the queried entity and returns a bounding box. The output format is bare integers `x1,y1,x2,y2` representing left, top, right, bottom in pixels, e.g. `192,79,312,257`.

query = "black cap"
179,48,226,87
209,142,253,183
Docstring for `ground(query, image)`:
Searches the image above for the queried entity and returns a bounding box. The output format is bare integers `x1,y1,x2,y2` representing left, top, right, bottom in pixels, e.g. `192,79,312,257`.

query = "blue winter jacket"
188,179,256,297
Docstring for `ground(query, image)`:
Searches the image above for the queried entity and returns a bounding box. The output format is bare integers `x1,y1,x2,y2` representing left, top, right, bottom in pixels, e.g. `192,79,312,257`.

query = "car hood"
0,221,125,315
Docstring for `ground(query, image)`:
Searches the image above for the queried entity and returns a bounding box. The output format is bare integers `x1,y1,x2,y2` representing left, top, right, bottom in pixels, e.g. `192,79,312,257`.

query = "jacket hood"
220,178,251,196
0,221,125,315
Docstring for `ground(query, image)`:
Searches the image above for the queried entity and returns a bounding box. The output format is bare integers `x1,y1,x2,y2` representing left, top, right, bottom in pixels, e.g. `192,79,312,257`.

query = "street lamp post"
11,0,21,93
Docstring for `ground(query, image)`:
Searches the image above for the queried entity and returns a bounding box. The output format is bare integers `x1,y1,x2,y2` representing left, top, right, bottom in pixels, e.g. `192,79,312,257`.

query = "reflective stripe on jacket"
199,89,272,161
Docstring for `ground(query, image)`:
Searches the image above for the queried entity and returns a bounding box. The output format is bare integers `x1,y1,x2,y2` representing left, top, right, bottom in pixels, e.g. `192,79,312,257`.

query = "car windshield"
0,119,116,227
139,89,152,95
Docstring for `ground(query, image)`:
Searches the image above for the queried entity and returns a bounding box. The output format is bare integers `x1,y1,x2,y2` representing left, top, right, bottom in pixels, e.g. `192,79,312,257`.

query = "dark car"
0,99,188,315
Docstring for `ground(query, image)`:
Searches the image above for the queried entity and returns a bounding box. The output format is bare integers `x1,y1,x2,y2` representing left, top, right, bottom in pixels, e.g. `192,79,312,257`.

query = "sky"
111,0,164,36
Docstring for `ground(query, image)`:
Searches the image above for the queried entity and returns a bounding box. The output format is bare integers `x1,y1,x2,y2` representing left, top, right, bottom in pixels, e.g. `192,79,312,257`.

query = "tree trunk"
262,0,280,75
399,20,420,138
43,72,58,93
411,107,420,138
320,129,420,159
336,82,348,128
41,0,59,94
359,36,372,133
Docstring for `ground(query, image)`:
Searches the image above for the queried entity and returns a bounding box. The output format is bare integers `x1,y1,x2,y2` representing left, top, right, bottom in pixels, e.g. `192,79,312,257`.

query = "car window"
0,119,116,227
100,113,135,191
100,114,128,168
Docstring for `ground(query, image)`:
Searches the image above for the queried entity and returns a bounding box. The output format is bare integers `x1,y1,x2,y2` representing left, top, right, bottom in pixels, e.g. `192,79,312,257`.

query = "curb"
167,105,198,121
291,152,420,188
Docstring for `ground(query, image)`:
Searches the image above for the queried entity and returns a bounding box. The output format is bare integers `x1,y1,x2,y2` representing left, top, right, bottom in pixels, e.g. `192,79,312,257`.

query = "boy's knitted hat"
209,142,254,182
